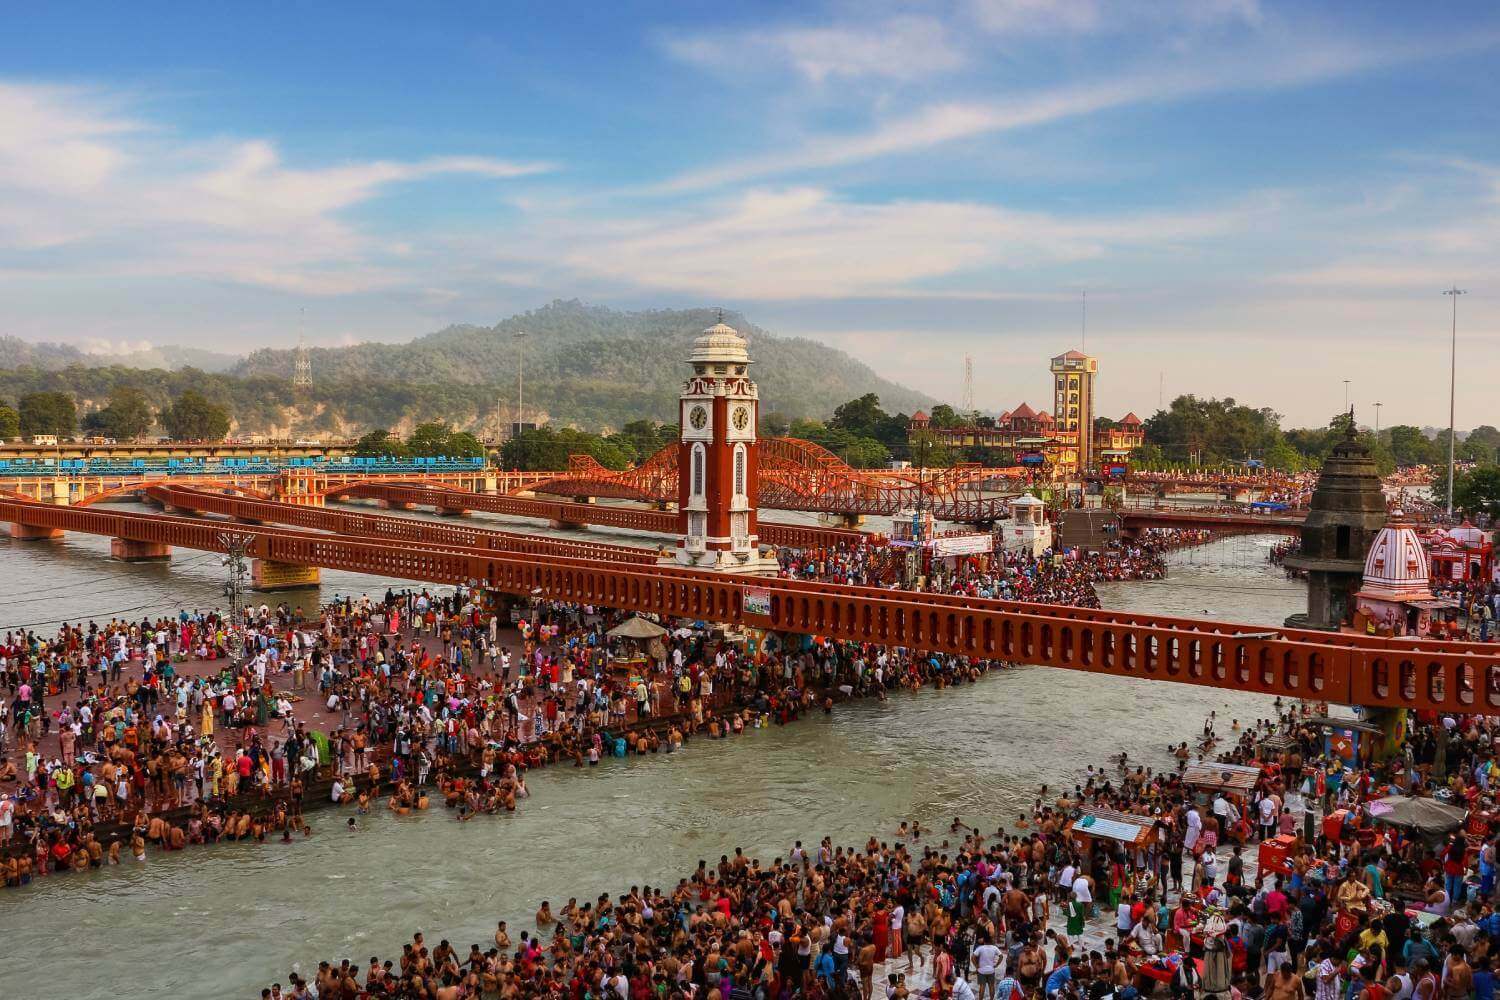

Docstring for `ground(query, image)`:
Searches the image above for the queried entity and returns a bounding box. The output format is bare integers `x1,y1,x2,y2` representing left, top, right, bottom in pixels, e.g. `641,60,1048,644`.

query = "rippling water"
0,524,1305,1000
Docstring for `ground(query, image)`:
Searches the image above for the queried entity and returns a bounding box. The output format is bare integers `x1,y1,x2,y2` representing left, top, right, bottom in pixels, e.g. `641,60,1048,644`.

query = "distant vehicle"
293,439,324,446
30,434,59,446
81,436,116,445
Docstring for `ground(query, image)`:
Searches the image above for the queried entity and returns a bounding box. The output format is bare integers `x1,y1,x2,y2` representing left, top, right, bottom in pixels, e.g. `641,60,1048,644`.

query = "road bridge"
326,481,866,551
144,484,663,565
0,468,550,507
2,495,1496,715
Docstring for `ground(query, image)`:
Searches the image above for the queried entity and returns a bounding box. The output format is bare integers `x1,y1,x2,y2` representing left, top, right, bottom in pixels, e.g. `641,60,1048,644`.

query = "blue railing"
0,456,486,477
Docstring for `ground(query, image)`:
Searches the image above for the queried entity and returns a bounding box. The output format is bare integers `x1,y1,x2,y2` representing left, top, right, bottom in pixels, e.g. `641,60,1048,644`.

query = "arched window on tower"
691,444,706,499
733,444,747,498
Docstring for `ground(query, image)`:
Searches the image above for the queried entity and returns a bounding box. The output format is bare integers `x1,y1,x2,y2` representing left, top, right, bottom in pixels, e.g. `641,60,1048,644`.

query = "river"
0,521,1305,1000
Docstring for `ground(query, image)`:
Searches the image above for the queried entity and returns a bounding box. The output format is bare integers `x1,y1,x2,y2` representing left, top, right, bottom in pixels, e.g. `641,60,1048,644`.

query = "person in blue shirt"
1045,958,1078,997
1475,954,1496,1000
815,947,837,992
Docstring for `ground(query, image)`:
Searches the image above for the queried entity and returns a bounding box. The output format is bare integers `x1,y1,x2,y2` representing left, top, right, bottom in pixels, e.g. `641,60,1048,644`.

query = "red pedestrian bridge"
2,494,1496,715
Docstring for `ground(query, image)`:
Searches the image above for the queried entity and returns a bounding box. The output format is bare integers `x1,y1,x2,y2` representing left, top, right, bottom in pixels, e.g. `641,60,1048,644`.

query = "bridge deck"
2,496,1495,715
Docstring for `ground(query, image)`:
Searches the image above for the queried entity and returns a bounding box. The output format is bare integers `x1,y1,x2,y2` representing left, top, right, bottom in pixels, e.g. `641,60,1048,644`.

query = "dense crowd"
0,527,1218,880
260,706,1500,1000
778,532,1189,610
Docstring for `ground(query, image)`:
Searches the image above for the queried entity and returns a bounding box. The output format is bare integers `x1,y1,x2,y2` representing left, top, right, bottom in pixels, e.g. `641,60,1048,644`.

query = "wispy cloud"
560,185,1279,299
655,23,1491,194
966,0,1263,37
660,15,965,82
0,83,550,294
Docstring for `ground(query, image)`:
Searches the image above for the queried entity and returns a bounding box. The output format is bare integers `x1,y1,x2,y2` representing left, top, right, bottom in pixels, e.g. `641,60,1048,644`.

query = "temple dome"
1358,514,1434,602
688,321,751,365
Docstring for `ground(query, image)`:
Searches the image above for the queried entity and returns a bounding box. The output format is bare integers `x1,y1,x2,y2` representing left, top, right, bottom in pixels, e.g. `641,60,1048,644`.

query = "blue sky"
1,0,1497,426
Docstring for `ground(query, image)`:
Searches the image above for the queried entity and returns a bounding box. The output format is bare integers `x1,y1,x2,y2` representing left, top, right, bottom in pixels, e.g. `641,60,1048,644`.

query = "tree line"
0,387,231,441
1132,395,1500,475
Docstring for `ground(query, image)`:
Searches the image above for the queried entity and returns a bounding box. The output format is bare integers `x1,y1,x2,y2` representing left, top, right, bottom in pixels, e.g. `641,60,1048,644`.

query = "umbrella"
1367,795,1467,836
607,616,669,640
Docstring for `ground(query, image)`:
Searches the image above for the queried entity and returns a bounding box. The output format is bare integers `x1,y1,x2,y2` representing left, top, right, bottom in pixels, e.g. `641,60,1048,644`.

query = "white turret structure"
1002,495,1052,556
1354,512,1443,636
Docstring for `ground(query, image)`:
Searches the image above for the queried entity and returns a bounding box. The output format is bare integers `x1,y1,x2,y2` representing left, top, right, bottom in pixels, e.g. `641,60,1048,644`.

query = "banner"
932,534,993,557
744,587,772,616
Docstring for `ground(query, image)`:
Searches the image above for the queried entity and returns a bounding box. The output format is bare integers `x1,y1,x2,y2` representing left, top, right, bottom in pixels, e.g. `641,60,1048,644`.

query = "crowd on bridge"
776,530,1195,609
255,702,1500,1000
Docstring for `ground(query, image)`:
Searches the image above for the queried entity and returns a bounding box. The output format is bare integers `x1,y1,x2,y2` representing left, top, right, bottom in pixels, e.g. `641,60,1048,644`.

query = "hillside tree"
160,390,230,441
18,391,76,437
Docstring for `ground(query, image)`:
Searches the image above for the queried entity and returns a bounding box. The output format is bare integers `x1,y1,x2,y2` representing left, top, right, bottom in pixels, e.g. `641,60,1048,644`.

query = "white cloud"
662,15,965,82
562,186,1273,299
0,83,550,295
967,0,1104,35
656,18,1491,194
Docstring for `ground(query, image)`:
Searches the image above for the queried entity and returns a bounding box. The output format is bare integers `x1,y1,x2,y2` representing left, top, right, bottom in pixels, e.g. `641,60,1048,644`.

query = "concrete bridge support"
251,559,322,591
8,523,63,540
110,538,171,561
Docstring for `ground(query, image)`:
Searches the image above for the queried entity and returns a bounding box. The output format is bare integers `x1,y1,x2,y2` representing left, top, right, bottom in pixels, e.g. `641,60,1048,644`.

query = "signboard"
744,587,772,617
933,534,993,557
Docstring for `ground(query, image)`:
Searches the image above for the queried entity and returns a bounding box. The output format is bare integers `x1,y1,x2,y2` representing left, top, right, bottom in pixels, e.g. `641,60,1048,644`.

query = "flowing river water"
0,514,1306,1000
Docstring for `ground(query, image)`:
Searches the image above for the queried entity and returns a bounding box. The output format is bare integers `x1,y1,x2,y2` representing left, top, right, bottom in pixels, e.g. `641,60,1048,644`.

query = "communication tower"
292,312,312,389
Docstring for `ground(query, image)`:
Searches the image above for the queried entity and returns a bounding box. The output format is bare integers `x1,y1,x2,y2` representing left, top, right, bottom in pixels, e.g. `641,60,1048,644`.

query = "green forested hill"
0,302,933,437
233,300,933,428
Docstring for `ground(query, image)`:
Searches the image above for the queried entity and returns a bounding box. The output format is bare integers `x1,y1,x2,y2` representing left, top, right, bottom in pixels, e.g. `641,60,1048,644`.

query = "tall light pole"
1443,287,1467,515
1342,380,1351,414
1373,402,1382,436
514,330,528,436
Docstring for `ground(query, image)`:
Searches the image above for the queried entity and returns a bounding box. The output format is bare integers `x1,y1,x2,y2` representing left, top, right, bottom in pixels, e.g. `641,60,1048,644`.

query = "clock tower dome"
674,318,773,573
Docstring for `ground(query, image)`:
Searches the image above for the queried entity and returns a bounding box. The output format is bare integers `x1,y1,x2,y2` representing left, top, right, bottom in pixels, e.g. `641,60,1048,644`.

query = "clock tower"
674,319,774,573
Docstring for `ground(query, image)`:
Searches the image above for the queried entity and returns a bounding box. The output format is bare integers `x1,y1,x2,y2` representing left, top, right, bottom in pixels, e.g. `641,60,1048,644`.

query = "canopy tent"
1182,761,1262,794
1367,795,1467,837
607,616,669,640
1065,808,1157,851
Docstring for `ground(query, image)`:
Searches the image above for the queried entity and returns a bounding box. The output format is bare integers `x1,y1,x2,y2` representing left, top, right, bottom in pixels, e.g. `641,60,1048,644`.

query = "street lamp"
1443,287,1467,516
1373,402,1382,436
1343,380,1351,414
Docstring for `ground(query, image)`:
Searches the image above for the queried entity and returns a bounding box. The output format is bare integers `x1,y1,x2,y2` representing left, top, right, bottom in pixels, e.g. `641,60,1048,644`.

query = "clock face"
688,405,708,430
732,406,750,431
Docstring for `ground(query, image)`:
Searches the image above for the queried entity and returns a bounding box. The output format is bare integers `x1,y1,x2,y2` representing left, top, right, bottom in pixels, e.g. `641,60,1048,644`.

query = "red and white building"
1354,515,1456,636
673,321,776,574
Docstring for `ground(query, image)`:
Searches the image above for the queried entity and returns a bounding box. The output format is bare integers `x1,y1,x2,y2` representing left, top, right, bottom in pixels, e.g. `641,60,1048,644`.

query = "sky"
1,0,1497,428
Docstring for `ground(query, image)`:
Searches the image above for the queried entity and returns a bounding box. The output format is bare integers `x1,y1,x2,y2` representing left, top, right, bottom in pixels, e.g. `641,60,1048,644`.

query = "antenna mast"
292,309,312,389
962,355,974,415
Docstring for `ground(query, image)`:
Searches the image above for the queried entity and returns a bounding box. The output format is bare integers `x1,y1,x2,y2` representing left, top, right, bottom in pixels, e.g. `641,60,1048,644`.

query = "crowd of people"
259,705,1500,1000
0,524,1227,883
777,531,1196,610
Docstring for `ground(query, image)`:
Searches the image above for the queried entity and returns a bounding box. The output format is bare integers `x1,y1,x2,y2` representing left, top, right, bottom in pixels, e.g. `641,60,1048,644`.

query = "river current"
0,516,1305,1000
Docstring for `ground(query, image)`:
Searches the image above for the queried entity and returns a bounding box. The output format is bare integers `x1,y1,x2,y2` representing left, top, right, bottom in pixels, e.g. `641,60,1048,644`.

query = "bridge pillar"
481,473,499,495
48,478,73,505
8,523,63,540
250,559,322,591
377,499,416,511
111,538,171,561
438,506,470,518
